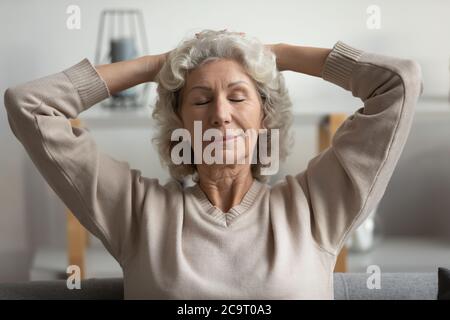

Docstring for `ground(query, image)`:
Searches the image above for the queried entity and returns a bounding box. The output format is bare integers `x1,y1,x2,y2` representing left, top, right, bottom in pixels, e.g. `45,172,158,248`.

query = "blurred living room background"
1,0,450,282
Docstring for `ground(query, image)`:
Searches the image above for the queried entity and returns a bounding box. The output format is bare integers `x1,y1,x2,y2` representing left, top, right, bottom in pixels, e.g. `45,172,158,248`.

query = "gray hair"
151,29,294,183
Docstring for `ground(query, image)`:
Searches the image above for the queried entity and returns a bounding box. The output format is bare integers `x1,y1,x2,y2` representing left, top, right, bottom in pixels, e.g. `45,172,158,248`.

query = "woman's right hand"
96,51,172,95
144,51,171,81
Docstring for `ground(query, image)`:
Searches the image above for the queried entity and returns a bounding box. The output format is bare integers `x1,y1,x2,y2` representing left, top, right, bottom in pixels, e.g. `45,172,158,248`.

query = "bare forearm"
273,43,332,77
95,53,166,95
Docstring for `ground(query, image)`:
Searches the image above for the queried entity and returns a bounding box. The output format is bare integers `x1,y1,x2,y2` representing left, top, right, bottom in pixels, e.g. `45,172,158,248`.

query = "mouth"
209,133,244,145
222,135,238,141
211,135,237,145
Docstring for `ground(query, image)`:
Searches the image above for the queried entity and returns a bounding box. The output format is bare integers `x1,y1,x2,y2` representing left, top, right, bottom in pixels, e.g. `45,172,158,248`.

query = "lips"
210,134,243,144
203,130,246,143
222,135,238,141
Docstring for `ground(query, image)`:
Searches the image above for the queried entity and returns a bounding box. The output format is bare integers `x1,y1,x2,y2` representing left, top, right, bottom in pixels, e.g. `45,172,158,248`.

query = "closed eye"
195,99,245,106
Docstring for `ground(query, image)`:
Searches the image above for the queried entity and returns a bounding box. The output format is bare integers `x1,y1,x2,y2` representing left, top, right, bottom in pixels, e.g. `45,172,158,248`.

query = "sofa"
0,273,438,300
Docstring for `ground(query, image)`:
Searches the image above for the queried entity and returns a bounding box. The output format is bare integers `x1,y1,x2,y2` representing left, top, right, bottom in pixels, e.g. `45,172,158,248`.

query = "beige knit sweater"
4,41,423,299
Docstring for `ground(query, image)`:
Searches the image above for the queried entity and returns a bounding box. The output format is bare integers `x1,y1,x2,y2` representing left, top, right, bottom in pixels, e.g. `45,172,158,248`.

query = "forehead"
184,59,254,91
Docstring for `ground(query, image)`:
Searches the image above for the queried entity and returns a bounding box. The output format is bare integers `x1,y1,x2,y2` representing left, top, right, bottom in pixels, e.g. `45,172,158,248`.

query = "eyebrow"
187,81,249,95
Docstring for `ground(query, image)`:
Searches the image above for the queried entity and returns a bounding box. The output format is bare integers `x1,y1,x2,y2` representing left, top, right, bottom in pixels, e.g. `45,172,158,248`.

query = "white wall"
1,0,450,281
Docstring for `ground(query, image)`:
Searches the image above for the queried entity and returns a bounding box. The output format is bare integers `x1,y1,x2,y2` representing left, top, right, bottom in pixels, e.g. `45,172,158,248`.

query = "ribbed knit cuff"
63,58,110,111
321,41,364,91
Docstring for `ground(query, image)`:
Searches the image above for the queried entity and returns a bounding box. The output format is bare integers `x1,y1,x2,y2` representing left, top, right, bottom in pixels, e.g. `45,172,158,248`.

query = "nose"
209,96,232,127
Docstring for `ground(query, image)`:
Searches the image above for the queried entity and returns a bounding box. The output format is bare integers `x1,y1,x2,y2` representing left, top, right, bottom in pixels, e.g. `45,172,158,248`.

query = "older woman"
4,29,423,299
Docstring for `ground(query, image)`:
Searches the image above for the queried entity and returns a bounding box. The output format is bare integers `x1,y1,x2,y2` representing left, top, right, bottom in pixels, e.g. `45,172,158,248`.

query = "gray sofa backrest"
334,272,437,300
0,273,438,300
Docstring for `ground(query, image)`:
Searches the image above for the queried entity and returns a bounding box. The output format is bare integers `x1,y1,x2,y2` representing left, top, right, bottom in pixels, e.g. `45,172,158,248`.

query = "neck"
197,165,254,213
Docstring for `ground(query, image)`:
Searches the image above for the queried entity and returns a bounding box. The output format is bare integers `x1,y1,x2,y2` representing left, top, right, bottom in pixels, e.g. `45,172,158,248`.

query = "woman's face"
179,58,264,166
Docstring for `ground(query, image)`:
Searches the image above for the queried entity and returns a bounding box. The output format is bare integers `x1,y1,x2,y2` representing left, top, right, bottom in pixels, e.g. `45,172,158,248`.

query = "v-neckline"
190,179,263,227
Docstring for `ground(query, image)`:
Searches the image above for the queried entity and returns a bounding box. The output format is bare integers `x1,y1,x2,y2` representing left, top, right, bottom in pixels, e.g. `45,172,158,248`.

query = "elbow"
3,87,23,139
3,87,22,115
4,87,15,111
3,85,34,119
401,59,424,98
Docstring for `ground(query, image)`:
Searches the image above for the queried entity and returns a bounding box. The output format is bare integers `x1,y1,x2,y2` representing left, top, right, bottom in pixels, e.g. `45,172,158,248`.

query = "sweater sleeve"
3,58,149,266
295,41,424,255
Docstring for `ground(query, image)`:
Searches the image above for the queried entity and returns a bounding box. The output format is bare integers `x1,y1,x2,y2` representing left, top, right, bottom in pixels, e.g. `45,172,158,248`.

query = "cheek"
180,104,199,130
179,106,202,140
239,103,264,129
182,103,208,122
